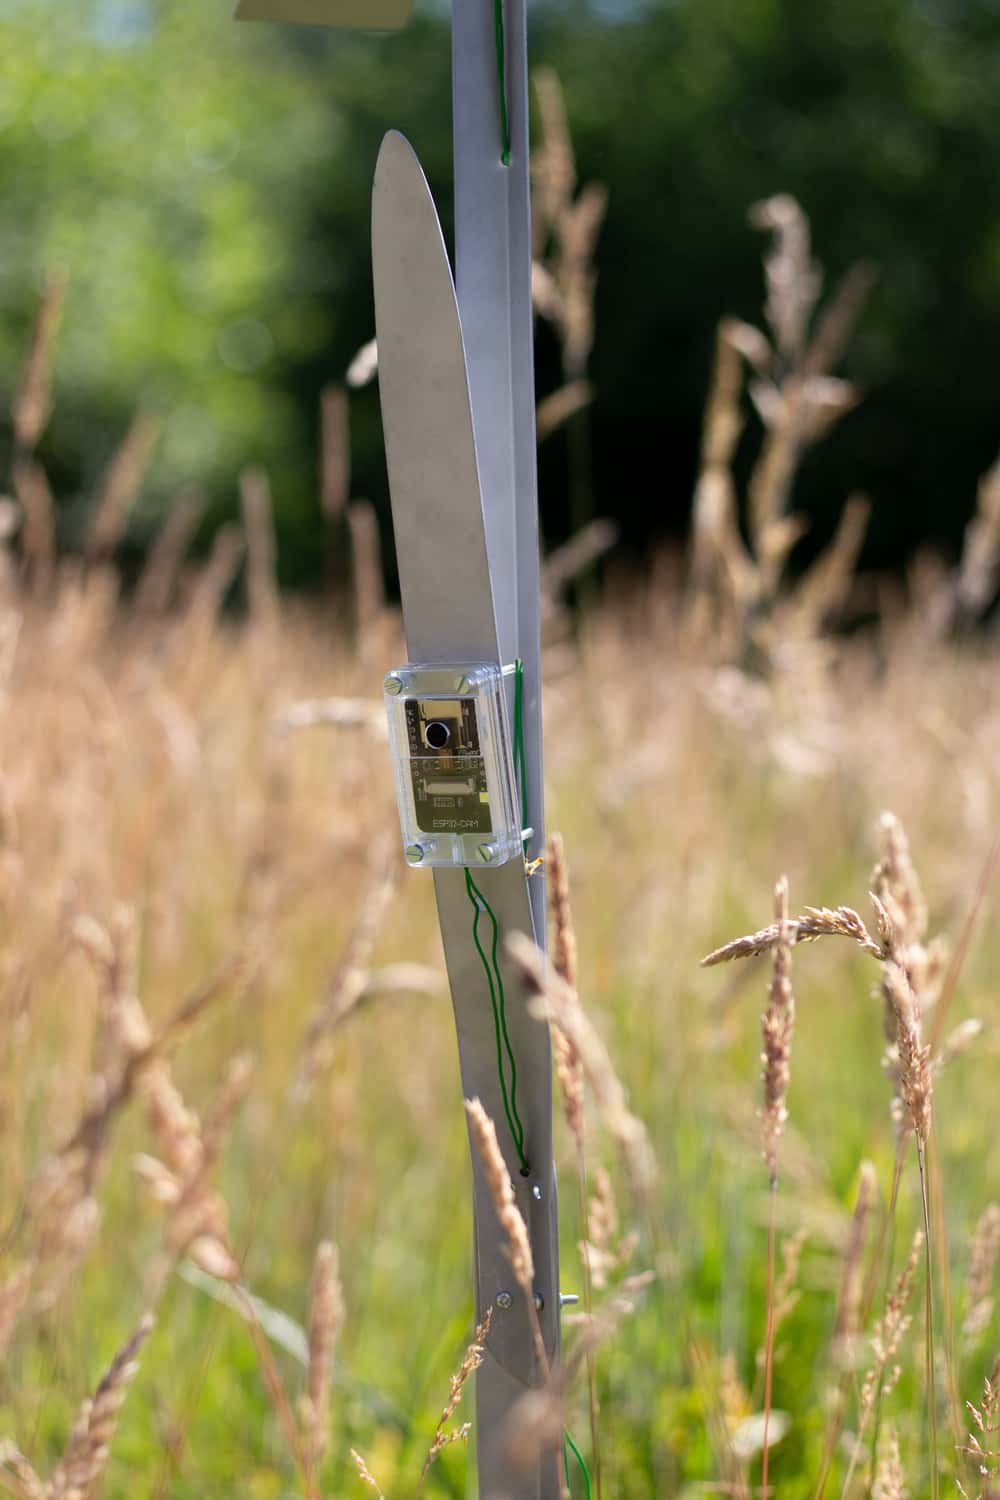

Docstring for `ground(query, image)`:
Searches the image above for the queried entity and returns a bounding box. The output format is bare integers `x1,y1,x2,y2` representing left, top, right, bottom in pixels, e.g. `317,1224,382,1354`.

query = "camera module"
424,720,452,750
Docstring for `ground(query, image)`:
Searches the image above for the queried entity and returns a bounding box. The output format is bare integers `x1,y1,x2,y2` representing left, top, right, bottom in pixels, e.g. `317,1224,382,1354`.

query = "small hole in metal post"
519,1166,531,1178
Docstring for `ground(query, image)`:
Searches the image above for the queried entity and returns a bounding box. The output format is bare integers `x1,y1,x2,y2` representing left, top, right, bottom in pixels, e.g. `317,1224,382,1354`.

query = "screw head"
454,674,472,694
534,1293,545,1311
384,673,405,696
495,1291,513,1310
477,842,498,864
405,844,425,865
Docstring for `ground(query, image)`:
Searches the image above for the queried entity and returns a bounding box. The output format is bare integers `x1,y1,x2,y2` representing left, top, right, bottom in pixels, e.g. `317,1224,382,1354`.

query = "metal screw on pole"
384,672,405,696
495,1290,513,1310
405,844,425,865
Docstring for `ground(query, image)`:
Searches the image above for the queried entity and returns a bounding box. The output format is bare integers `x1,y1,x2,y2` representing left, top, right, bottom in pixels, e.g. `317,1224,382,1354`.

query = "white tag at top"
234,0,412,28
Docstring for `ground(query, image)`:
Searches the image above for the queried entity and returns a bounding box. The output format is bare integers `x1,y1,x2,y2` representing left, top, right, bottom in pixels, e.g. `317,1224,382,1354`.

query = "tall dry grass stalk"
414,1310,491,1494
12,459,55,599
685,194,875,665
814,1162,879,1500
134,488,204,616
464,1097,548,1380
759,876,796,1498
508,932,656,1208
301,1240,344,1484
11,276,65,459
872,1426,908,1500
346,499,385,661
949,451,1000,629
703,811,973,1499
958,1357,1000,1497
838,1231,923,1500
546,832,601,1500
85,412,160,568
320,384,350,522
531,66,607,541
240,466,281,636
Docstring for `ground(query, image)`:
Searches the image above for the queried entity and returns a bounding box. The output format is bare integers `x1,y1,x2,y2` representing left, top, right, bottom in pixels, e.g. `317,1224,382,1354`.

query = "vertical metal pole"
451,8,559,1498
452,0,545,937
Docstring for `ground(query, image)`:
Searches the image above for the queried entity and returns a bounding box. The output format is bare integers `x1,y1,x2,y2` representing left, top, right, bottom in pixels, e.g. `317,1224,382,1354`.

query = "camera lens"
424,720,451,750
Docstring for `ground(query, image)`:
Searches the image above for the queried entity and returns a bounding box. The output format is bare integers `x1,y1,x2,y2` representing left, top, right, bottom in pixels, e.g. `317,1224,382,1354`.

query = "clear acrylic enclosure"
383,663,523,869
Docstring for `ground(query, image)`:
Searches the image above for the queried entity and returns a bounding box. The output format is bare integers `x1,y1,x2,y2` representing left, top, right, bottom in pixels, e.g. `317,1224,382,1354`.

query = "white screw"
477,842,498,864
384,673,405,696
405,844,425,865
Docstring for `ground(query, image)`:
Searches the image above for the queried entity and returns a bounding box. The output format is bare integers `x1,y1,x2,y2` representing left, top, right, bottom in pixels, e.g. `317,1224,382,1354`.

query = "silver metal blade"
372,130,559,1497
373,130,500,664
234,0,411,28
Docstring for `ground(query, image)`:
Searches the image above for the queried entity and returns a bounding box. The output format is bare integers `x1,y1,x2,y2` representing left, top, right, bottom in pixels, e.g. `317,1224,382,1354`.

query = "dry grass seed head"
464,1098,534,1295
880,959,933,1144
701,903,884,968
861,1230,923,1420
547,834,584,1144
872,811,927,952
0,1441,47,1500
958,1356,1000,1485
872,1425,908,1500
301,1240,344,1473
419,1310,492,1484
749,194,822,369
48,1313,154,1500
761,875,795,1184
350,1448,386,1500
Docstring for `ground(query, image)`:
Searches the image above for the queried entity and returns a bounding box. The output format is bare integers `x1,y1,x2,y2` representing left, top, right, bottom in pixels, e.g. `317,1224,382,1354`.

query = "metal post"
452,0,546,935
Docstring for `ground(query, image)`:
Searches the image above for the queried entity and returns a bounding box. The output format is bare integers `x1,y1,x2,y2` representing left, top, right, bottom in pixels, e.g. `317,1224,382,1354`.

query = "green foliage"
5,0,1000,581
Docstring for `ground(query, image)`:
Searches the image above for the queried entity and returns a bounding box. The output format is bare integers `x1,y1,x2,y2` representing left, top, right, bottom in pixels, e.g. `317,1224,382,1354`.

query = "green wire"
461,660,532,1171
465,867,529,1172
563,1432,593,1500
493,0,511,166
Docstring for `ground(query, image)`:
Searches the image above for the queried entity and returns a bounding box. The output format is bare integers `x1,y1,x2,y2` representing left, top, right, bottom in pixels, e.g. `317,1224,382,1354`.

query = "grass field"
1,555,999,1500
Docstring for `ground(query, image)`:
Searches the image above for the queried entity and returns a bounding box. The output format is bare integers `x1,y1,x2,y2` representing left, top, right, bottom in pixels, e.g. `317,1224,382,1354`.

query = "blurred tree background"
2,0,1000,587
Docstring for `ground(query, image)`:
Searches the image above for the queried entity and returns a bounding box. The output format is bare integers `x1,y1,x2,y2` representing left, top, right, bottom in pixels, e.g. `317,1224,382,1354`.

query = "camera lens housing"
424,719,451,750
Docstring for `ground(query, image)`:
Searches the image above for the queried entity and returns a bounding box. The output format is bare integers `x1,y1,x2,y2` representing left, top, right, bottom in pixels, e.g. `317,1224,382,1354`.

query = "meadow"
3,196,1000,1500
1,518,999,1498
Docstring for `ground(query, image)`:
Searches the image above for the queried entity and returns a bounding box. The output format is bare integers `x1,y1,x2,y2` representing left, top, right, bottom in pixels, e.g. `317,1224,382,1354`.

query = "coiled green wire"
464,866,528,1173
463,659,530,1172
